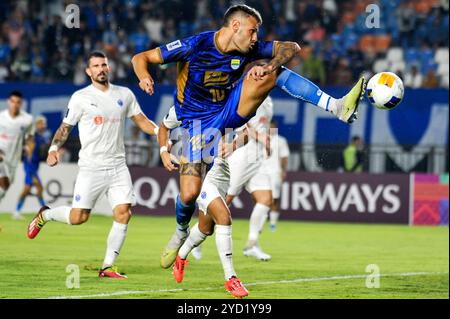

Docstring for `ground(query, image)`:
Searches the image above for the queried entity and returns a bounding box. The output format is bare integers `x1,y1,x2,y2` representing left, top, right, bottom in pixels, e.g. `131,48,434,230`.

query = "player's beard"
94,73,109,85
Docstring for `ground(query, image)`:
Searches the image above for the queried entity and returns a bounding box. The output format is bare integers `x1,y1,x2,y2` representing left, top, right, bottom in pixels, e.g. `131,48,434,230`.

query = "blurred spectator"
404,65,423,88
0,0,447,88
396,1,417,49
343,136,364,173
302,51,326,86
329,58,353,86
423,69,440,88
0,62,8,82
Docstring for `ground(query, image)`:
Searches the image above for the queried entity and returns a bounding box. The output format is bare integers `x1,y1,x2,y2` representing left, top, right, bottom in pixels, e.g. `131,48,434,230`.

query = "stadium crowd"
0,0,448,87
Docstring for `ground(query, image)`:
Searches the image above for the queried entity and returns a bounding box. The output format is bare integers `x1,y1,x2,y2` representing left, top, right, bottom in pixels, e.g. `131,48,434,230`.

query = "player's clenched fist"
139,77,155,95
47,151,60,167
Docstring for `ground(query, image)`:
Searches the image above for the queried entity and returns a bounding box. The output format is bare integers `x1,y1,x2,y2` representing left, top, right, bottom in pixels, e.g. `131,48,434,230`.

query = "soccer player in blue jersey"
132,4,365,284
13,116,50,220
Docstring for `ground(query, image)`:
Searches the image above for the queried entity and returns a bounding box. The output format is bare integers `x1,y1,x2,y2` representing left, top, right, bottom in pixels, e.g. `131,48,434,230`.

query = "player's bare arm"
131,112,158,136
246,42,300,81
131,48,163,95
47,123,73,167
158,122,177,172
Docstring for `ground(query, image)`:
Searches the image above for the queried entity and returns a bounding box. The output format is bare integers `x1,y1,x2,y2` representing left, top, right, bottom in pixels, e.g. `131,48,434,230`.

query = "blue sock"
16,199,25,213
175,194,197,232
38,197,46,207
275,66,335,112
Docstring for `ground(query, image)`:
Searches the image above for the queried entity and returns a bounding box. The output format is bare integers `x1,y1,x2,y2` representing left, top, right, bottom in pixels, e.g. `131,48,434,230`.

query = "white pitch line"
44,271,448,299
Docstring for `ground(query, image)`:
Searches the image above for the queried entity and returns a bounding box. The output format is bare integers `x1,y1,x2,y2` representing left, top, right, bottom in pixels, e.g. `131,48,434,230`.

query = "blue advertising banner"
0,83,448,147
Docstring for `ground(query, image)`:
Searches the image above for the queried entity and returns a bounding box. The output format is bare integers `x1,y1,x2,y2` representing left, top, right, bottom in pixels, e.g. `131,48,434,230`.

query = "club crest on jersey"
230,59,240,70
117,99,124,107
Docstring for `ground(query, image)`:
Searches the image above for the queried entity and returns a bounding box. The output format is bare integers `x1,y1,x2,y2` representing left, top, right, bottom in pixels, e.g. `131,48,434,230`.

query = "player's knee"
258,196,273,207
199,223,214,236
115,209,132,223
0,179,10,190
180,190,200,205
70,210,90,225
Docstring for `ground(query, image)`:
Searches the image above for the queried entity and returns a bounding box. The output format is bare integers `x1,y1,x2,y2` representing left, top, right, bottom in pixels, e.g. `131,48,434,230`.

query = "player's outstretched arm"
47,123,73,167
131,113,159,137
131,48,163,95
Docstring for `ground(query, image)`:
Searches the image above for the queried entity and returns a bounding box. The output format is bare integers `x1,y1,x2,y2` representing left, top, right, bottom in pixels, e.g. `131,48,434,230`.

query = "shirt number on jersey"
210,89,225,103
190,134,206,152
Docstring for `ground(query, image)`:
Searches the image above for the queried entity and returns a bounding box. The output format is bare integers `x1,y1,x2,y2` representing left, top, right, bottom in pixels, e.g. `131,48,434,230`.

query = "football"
366,72,404,110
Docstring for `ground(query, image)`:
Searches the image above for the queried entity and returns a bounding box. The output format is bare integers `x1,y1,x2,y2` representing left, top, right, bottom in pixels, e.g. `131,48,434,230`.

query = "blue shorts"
176,79,254,163
25,170,41,186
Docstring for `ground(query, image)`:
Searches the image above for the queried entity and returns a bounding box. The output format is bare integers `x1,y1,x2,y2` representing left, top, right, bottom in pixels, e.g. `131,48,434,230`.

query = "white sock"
178,223,207,259
269,211,280,225
215,224,236,280
102,221,128,268
247,203,270,246
0,187,5,201
317,92,337,113
42,206,72,224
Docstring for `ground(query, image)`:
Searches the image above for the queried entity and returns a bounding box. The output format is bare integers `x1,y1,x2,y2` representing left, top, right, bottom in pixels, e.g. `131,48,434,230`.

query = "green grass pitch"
0,213,448,299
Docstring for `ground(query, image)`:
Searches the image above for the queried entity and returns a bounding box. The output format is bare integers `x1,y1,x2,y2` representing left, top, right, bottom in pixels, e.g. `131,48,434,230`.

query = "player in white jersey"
26,52,158,279
0,91,34,206
225,96,274,261
263,120,290,232
158,106,251,297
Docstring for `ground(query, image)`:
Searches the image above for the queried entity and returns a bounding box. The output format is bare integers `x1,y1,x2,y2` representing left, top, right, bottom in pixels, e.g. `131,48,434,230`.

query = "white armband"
160,145,168,155
48,145,58,153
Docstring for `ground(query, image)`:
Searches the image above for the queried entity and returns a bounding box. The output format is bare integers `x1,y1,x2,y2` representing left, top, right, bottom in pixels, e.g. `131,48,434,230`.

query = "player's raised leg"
27,206,90,239
99,203,131,279
160,163,203,269
237,65,366,124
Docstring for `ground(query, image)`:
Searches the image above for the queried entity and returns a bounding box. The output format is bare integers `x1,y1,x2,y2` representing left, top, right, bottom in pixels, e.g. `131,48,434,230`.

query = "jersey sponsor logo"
203,71,229,87
93,116,120,125
117,99,124,107
90,103,98,108
94,116,103,125
167,40,182,51
230,59,240,70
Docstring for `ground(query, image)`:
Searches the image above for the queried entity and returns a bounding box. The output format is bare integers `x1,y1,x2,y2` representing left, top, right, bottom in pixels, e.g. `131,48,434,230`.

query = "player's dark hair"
352,136,361,143
223,4,262,26
8,90,23,99
87,51,107,67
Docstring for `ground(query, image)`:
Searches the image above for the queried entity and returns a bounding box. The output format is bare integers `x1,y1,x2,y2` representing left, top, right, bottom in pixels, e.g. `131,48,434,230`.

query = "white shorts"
197,158,230,214
0,161,16,184
268,171,282,199
227,146,271,196
72,164,136,210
